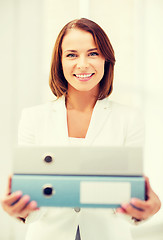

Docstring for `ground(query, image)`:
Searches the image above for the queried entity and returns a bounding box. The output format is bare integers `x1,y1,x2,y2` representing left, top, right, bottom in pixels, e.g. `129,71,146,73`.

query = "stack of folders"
12,146,145,208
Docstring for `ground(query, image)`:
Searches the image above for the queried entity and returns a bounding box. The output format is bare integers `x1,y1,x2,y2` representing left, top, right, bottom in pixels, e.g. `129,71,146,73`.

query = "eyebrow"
64,48,98,53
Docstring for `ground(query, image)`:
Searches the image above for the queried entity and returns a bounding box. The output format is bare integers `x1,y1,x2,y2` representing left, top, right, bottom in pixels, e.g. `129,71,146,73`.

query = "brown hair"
49,18,116,100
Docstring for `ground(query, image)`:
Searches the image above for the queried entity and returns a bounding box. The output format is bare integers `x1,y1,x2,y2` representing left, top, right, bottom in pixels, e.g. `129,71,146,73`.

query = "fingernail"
30,201,37,209
15,191,22,196
116,208,125,213
23,195,30,202
121,203,129,209
131,198,137,204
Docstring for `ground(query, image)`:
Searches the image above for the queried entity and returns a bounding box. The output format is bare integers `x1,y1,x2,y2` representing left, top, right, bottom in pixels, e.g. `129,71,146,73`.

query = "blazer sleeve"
18,108,37,145
17,108,46,223
119,109,146,225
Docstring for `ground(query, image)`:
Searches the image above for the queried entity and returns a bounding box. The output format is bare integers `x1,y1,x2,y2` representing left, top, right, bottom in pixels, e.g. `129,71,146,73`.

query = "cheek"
62,63,69,78
96,60,105,75
61,60,66,73
62,61,74,76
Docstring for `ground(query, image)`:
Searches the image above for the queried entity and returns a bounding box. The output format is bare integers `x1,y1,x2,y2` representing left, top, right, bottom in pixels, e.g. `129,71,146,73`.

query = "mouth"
73,73,95,81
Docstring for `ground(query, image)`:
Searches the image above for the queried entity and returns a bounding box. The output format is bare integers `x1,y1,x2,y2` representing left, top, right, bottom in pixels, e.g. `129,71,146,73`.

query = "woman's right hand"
1,175,38,220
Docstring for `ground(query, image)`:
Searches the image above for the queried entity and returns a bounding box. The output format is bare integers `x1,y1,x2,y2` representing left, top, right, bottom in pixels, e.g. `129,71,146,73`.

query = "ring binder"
11,175,145,208
12,146,145,208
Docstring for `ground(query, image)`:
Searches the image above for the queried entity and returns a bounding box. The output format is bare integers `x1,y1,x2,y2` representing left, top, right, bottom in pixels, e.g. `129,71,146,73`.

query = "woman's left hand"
116,176,161,221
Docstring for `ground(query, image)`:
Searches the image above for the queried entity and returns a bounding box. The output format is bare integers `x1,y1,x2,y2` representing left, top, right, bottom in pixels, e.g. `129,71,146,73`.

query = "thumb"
6,174,13,195
144,176,153,200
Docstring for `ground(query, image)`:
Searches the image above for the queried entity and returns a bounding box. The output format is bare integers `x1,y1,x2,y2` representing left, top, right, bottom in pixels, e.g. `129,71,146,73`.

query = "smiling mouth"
73,73,94,80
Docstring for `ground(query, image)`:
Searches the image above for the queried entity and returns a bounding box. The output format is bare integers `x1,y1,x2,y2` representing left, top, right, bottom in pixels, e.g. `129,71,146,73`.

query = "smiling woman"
49,18,115,100
61,28,106,138
61,29,105,93
1,18,161,240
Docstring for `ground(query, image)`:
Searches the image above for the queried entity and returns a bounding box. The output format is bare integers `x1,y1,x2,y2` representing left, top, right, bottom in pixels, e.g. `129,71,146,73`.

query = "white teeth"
75,73,93,78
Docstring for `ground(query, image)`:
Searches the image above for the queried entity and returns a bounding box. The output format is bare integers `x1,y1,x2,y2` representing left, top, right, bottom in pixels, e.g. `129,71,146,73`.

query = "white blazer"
18,96,144,240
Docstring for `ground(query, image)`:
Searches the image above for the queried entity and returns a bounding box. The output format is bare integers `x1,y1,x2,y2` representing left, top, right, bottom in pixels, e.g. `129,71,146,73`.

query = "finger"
130,198,151,211
144,176,153,198
121,203,145,220
116,207,126,213
19,201,38,218
2,191,23,206
11,195,31,214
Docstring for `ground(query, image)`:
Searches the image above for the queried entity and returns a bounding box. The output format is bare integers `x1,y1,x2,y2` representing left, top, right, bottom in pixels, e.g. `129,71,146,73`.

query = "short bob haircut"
49,18,116,100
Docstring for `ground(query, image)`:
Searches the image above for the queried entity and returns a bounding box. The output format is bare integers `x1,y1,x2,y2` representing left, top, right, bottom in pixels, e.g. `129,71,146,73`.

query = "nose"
77,56,89,70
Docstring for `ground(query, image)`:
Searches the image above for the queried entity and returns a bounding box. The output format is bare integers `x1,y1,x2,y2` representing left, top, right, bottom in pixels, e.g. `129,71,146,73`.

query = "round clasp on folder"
42,184,55,197
43,154,54,164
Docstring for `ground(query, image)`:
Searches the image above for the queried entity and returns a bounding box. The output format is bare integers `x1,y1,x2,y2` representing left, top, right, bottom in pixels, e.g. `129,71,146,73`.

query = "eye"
88,52,99,57
66,53,77,58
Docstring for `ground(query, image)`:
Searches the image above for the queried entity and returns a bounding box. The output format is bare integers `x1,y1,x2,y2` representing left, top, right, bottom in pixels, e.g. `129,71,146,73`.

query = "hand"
1,175,38,220
116,176,161,221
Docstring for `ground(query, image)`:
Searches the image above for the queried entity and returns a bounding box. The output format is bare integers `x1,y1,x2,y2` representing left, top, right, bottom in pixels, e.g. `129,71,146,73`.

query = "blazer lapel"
85,98,112,145
51,96,69,145
50,96,112,146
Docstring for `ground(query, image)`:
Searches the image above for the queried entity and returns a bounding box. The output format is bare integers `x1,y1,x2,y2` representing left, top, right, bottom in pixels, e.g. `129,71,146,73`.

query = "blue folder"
12,175,145,208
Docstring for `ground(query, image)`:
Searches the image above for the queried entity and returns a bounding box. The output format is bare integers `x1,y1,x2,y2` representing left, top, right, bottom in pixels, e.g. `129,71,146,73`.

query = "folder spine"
12,174,145,208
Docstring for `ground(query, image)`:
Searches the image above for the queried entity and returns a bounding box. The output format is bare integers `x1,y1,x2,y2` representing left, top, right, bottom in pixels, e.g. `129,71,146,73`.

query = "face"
61,29,105,94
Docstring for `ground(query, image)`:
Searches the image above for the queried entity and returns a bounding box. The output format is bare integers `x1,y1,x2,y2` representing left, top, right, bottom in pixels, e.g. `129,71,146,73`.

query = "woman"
1,18,161,240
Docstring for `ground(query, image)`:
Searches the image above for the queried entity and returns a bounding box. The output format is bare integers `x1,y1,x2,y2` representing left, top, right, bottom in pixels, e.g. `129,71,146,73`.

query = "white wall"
0,1,17,239
0,0,163,239
139,0,163,235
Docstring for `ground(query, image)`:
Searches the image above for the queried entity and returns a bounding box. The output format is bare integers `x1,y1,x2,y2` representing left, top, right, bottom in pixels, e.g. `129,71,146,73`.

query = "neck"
66,86,99,112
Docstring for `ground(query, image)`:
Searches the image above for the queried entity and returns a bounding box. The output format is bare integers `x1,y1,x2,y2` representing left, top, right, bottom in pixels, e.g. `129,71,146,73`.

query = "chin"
76,86,99,94
68,81,99,94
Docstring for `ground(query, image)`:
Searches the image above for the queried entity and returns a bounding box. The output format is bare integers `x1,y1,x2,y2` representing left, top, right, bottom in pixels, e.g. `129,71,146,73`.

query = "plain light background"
0,0,163,239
